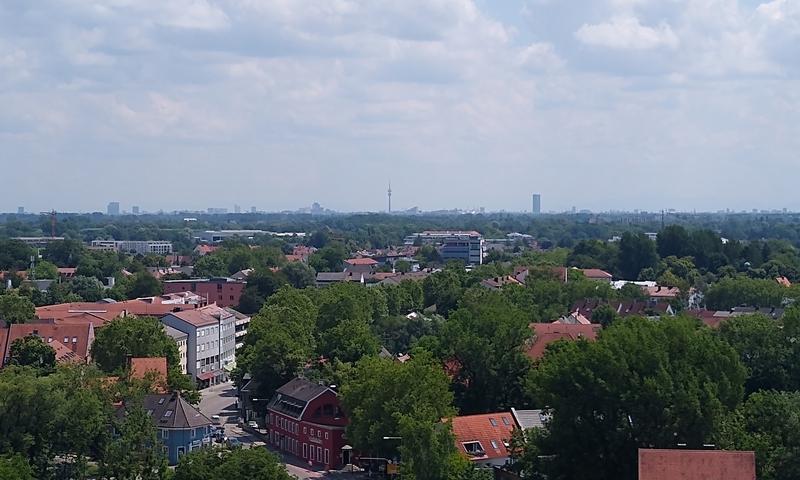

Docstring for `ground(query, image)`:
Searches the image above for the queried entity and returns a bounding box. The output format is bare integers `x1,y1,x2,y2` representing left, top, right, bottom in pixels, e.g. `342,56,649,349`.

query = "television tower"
388,181,392,213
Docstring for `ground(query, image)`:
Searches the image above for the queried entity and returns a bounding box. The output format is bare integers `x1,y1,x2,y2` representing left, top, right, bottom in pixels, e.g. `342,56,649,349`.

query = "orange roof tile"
451,412,517,461
526,323,601,360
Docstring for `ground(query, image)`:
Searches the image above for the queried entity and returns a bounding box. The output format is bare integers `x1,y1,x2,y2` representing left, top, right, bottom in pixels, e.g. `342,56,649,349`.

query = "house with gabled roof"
267,378,348,470
117,393,212,465
451,412,517,468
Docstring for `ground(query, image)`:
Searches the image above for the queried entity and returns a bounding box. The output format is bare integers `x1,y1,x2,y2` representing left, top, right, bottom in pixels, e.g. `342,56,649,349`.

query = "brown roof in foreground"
1,323,95,367
638,449,756,480
35,300,195,326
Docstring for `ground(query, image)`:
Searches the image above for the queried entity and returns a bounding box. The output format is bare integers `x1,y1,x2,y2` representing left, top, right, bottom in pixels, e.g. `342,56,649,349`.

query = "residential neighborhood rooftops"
451,412,516,461
638,449,756,480
268,377,336,420
0,323,95,367
344,258,379,266
130,357,168,383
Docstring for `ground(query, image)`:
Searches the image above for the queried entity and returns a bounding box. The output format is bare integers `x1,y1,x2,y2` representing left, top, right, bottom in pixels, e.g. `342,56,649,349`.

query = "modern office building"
161,304,238,387
17,207,24,215
132,206,140,215
90,240,173,255
164,325,189,375
441,232,484,265
107,202,120,216
532,194,541,214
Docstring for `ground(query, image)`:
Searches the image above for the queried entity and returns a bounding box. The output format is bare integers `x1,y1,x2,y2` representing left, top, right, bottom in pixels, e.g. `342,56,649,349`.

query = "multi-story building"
164,325,188,375
403,231,484,264
532,194,541,214
107,202,120,216
161,304,237,387
224,307,251,351
267,378,349,470
90,240,173,255
163,278,246,308
117,393,212,465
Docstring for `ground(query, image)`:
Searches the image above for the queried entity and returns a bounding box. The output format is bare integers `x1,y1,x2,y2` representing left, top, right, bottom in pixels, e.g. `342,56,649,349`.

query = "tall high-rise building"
234,205,241,214
532,194,541,214
250,206,257,214
17,207,24,215
132,206,140,215
388,181,392,213
107,202,120,216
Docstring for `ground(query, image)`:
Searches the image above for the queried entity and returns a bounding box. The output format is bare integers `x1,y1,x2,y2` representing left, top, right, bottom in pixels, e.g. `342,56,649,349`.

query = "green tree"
7,335,56,372
174,447,293,480
590,303,618,328
704,277,785,310
308,243,347,273
318,317,380,363
656,225,690,259
69,275,106,302
100,403,167,480
126,272,162,298
90,316,192,397
394,260,412,273
0,239,34,271
422,270,463,316
0,455,34,480
717,314,791,394
42,238,85,267
281,261,317,289
193,255,227,278
237,288,317,401
0,293,35,324
527,317,746,480
617,232,658,280
32,260,58,280
341,354,465,480
440,290,533,413
718,391,800,480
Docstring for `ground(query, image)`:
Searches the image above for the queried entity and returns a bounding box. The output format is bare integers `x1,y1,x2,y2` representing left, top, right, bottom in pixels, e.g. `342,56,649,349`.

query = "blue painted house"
141,393,213,465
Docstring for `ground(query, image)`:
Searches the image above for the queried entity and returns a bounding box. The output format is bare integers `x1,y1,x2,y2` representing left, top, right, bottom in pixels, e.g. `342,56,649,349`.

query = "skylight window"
463,441,485,456
164,410,173,417
489,418,498,427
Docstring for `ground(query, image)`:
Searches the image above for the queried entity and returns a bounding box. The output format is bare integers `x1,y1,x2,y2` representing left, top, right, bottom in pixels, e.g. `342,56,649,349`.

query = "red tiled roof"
581,268,613,279
345,258,379,266
0,323,94,367
481,276,522,289
776,276,792,287
646,286,681,298
451,412,516,461
35,300,196,327
526,323,601,360
285,254,304,262
130,357,168,382
194,245,218,255
638,449,756,480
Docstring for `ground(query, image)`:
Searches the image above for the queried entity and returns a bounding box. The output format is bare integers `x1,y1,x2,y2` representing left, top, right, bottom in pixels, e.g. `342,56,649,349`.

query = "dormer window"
463,441,485,456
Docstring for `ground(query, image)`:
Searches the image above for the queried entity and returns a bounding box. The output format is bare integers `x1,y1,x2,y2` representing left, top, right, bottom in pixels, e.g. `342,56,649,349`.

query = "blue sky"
1,0,798,213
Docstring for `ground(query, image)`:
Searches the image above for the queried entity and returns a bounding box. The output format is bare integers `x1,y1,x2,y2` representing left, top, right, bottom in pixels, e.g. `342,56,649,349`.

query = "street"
198,382,360,480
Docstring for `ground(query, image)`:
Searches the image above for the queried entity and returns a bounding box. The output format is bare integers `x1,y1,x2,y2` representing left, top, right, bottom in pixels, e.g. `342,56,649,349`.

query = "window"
164,410,173,417
502,417,511,426
72,337,77,343
162,429,169,439
177,446,185,457
317,430,321,438
310,428,314,437
303,443,308,458
491,440,499,449
64,336,69,343
462,441,485,456
325,432,329,440
489,418,498,427
317,446,322,462
303,427,307,434
230,296,234,301
324,449,330,465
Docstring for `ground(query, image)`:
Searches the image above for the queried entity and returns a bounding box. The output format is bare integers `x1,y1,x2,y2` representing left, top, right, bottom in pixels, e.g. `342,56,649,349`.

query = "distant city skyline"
2,1,798,213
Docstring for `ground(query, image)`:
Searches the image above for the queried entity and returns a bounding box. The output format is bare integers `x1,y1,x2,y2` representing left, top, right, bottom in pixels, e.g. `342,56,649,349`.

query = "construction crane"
50,210,57,238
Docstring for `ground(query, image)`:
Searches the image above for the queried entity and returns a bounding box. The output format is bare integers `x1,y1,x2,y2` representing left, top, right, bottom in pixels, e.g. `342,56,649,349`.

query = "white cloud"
517,42,565,71
576,15,680,50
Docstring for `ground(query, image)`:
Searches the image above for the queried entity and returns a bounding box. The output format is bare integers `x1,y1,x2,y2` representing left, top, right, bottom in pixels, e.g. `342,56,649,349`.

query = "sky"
1,0,798,214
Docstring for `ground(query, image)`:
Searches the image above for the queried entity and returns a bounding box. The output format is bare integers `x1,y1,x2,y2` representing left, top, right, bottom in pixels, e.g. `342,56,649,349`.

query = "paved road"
198,382,359,480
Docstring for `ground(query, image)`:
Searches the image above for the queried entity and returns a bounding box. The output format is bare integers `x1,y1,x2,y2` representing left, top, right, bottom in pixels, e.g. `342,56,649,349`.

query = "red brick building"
163,278,245,308
267,378,348,470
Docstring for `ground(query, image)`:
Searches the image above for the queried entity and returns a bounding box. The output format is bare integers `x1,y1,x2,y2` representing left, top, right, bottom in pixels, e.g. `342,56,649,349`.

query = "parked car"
247,421,259,430
211,414,221,424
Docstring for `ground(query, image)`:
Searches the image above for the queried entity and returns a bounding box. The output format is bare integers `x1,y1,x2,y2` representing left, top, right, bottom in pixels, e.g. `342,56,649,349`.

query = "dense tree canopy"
8,335,56,372
174,447,293,480
0,293,35,324
526,317,746,480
